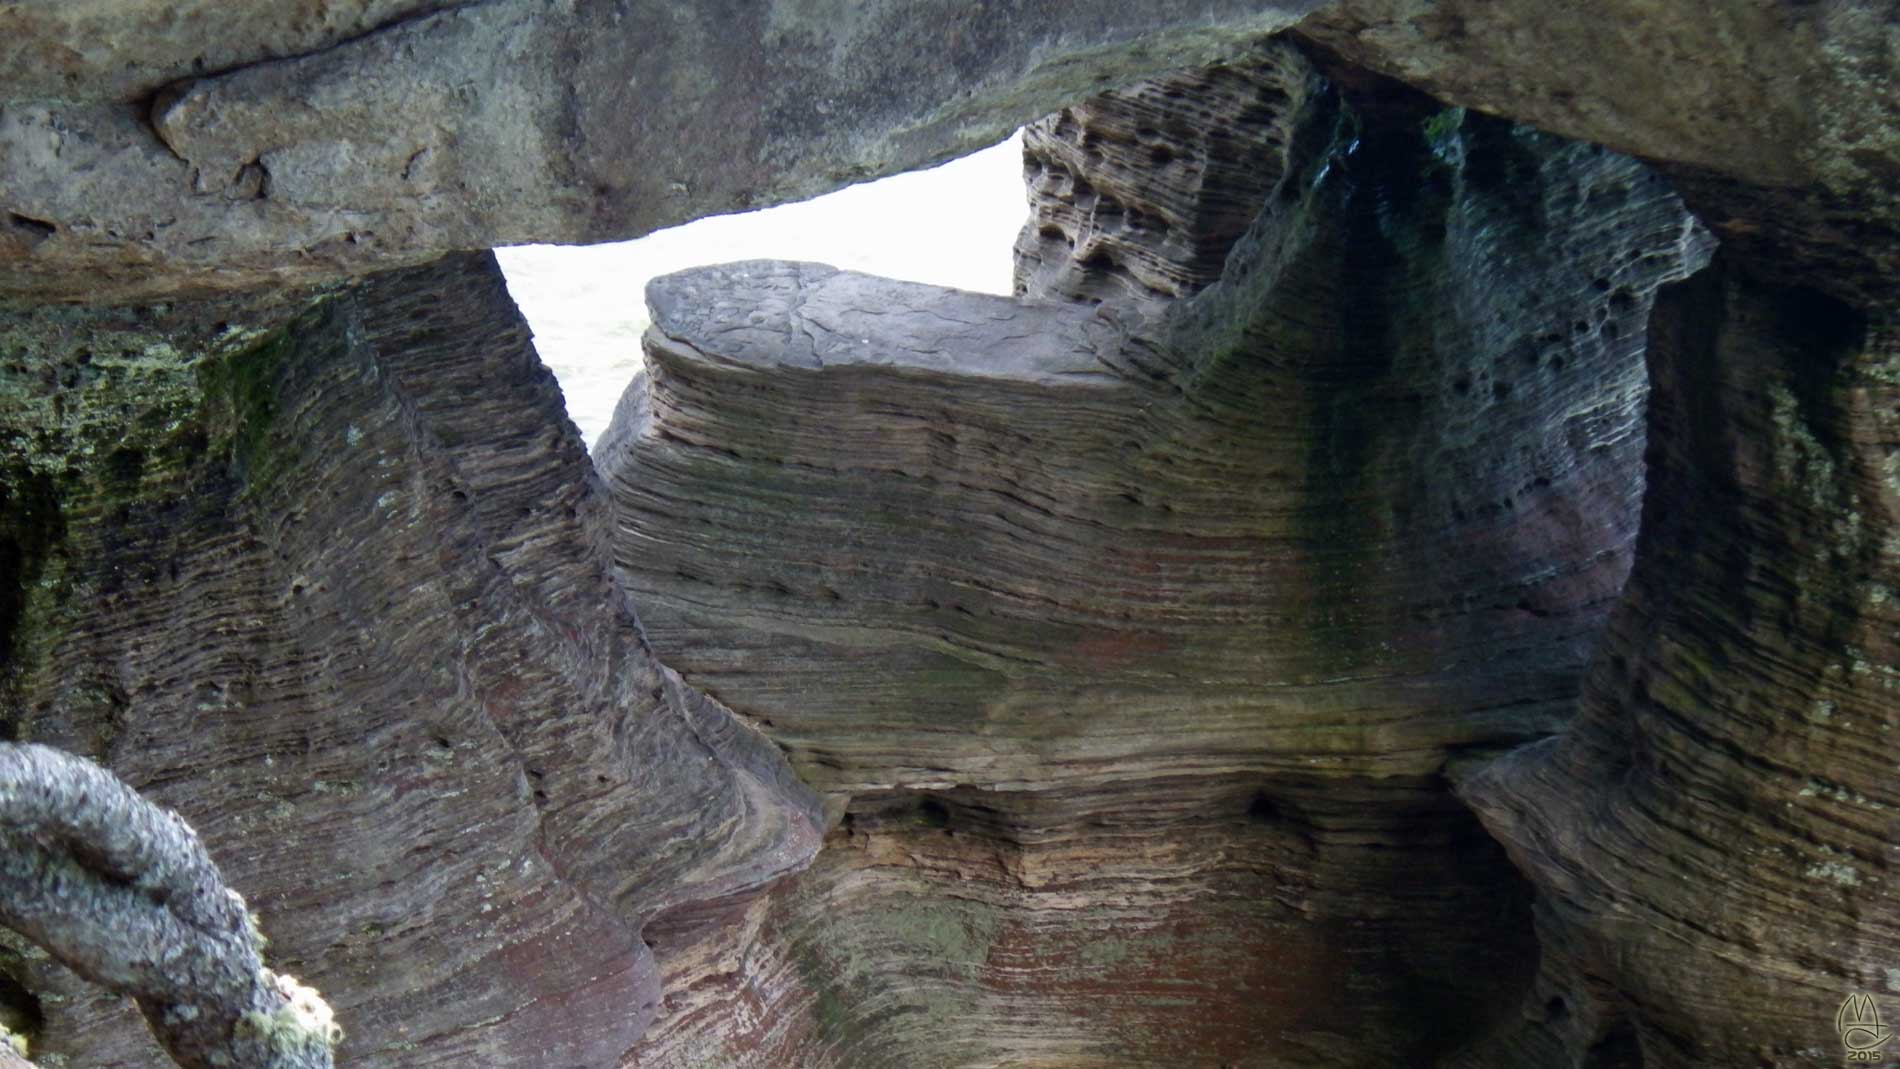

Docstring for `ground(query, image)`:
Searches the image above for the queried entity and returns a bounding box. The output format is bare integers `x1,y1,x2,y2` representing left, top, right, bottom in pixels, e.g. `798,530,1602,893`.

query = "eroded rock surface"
1014,41,1322,303
3,4,1900,1069
1456,256,1900,1068
1294,1,1900,304
599,59,1710,1064
0,253,819,1067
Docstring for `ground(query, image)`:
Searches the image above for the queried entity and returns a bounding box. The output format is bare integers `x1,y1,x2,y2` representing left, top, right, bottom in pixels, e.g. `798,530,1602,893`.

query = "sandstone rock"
1015,41,1322,303
0,0,1330,302
0,252,820,1067
599,65,1711,1063
1,4,1898,1068
1456,253,1900,1068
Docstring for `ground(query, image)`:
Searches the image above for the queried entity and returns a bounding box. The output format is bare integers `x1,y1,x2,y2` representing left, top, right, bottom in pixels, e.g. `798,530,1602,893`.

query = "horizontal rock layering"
0,254,820,1067
4,6,1900,1069
599,55,1713,1064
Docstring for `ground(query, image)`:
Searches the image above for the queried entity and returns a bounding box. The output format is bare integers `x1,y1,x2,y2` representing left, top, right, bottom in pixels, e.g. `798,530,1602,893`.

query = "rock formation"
0,0,1330,301
596,44,1714,1064
2,3,1898,1069
0,254,819,1066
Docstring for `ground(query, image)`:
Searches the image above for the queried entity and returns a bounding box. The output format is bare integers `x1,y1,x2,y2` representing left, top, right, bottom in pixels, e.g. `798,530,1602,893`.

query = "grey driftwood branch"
0,743,338,1069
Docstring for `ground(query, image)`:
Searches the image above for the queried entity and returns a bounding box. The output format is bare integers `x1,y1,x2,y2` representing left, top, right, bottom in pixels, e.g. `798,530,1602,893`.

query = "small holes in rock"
1246,793,1279,823
917,798,951,829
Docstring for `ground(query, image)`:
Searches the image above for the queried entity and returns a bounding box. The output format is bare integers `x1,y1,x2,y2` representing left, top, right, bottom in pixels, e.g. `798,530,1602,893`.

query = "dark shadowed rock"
0,0,1329,302
1294,0,1900,306
1455,254,1900,1068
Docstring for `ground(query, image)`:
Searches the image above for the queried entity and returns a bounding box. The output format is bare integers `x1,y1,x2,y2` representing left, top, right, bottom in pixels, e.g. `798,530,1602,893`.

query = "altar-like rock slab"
0,253,820,1067
601,75,1710,1063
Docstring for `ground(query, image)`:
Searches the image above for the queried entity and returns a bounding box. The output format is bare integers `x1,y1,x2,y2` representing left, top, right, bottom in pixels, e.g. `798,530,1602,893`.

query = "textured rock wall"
0,254,820,1067
1013,43,1322,303
599,54,1711,1065
1458,257,1900,1067
3,5,1899,1069
1293,1,1900,305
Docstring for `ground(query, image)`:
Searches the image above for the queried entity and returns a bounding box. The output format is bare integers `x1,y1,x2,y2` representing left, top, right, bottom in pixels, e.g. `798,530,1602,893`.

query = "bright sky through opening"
497,132,1026,449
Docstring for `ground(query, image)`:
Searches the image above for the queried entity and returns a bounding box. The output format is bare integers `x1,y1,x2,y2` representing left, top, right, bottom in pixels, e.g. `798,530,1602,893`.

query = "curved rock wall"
598,58,1710,1065
0,254,820,1067
1460,256,1900,1067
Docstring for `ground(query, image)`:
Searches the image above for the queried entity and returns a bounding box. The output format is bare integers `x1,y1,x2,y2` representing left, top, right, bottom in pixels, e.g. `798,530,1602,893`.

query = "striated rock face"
1014,42,1322,303
0,254,819,1067
1293,1,1900,305
3,5,1900,1069
598,55,1711,1064
1456,257,1900,1068
0,0,1330,302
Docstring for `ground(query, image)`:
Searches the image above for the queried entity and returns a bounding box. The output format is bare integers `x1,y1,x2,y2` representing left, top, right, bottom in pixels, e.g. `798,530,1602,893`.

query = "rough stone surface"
1456,256,1900,1068
1015,40,1322,303
598,65,1710,1063
1293,1,1900,306
0,253,819,1068
3,5,1900,1069
0,0,1328,302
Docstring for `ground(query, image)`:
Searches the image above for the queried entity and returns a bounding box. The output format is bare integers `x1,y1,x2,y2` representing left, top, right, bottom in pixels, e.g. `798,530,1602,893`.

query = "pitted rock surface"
1455,256,1900,1068
1014,40,1322,304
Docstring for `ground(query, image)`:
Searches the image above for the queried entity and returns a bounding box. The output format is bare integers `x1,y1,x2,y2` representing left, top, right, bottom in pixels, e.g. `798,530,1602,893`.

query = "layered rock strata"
1456,256,1900,1067
0,4,1896,1068
0,253,820,1067
600,59,1711,1064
